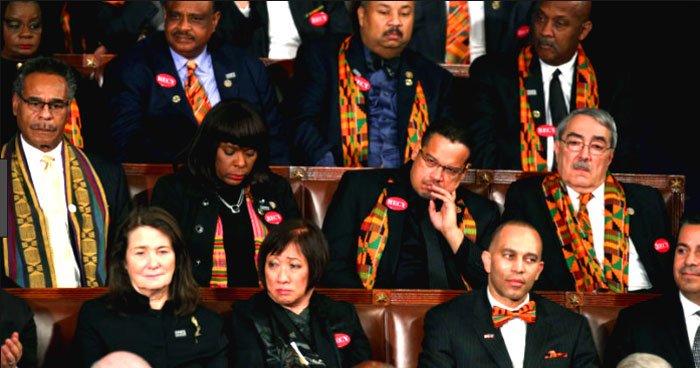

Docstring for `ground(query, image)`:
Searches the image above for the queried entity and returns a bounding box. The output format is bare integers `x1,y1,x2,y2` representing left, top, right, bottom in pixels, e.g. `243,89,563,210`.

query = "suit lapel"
420,215,449,289
523,55,546,128
377,171,410,285
471,289,514,368
396,52,416,147
210,43,239,100
523,295,552,366
151,35,197,125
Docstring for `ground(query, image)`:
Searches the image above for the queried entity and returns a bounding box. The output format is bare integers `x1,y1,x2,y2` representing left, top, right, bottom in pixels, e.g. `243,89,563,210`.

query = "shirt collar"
680,290,700,318
539,51,578,79
20,133,63,163
566,181,606,202
487,286,530,311
169,45,210,73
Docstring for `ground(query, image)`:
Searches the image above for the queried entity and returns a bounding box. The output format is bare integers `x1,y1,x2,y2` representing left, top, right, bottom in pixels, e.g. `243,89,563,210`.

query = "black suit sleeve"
603,307,635,368
338,303,372,367
501,178,528,223
324,2,352,36
418,305,456,368
453,197,500,288
150,174,185,220
228,301,266,366
571,315,601,368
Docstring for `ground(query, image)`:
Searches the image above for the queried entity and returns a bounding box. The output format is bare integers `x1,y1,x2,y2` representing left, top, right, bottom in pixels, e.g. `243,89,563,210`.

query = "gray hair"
12,56,77,101
616,353,672,368
554,108,618,149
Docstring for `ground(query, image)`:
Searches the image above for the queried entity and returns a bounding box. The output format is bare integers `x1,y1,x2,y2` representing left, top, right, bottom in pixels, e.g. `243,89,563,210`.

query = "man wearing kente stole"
2,57,130,288
323,121,500,290
288,1,453,168
503,108,674,293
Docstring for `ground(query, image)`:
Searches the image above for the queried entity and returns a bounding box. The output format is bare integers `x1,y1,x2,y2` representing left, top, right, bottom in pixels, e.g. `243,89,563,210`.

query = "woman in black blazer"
151,99,300,288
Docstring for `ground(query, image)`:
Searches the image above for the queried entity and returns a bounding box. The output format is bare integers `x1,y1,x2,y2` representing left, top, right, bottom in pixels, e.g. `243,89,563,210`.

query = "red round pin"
354,76,371,92
654,239,670,253
536,125,557,137
156,73,176,88
264,211,283,225
309,11,328,27
334,333,351,348
516,25,530,39
385,197,408,211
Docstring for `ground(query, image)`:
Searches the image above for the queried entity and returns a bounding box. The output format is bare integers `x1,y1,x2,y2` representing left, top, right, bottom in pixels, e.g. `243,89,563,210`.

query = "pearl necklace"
217,189,245,214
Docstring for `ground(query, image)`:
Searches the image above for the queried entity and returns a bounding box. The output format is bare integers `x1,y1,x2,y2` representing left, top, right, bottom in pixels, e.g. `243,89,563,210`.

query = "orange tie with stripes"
185,61,212,124
445,1,470,64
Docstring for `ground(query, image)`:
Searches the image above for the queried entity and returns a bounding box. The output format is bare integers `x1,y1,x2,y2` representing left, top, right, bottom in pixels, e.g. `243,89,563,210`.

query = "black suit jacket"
604,293,694,368
419,288,600,368
103,32,288,164
0,290,37,368
408,1,534,64
468,51,637,172
322,162,500,289
287,34,453,165
502,175,674,292
216,1,352,58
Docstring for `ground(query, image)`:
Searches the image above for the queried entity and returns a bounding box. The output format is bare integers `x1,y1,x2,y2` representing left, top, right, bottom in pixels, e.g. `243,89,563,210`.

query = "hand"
427,184,464,253
1,332,23,368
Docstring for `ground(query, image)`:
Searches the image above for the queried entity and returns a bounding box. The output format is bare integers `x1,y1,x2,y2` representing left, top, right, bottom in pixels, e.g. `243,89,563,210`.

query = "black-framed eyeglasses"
558,138,611,156
418,149,470,178
18,96,69,114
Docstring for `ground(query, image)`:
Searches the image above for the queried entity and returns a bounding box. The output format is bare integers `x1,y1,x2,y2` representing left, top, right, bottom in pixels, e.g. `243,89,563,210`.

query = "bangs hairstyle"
185,98,270,189
105,206,199,317
257,218,329,292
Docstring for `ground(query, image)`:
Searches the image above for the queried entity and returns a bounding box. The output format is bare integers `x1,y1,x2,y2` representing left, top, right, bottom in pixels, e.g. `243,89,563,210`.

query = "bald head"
533,1,593,66
91,351,151,368
488,221,543,257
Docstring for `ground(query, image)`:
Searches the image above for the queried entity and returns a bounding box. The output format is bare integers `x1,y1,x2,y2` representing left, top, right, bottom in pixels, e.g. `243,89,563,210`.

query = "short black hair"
185,98,270,189
12,56,77,101
680,211,700,230
421,117,473,153
257,218,329,292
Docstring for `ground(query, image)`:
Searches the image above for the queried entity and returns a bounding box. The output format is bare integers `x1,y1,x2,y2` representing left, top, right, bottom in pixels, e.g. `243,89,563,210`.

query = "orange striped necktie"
185,61,212,124
445,1,470,64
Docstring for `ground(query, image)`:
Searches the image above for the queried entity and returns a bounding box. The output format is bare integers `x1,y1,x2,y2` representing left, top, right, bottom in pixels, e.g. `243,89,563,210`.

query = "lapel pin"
532,110,541,118
385,196,408,211
172,95,181,103
225,72,236,79
223,79,233,88
527,89,537,96
405,71,413,79
68,204,77,213
628,207,635,215
492,1,501,10
654,239,670,253
484,334,495,339
405,79,413,86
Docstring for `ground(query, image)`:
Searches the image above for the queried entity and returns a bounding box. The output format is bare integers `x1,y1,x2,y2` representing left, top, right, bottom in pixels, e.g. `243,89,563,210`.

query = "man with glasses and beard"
502,108,673,293
322,121,500,290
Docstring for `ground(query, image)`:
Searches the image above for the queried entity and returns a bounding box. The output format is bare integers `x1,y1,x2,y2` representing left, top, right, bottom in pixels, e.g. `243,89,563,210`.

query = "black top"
72,292,228,368
0,290,37,368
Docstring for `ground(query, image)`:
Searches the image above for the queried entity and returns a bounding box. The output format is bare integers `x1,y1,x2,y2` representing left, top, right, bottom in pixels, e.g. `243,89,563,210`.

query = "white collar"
487,286,531,311
169,45,210,72
566,181,606,202
20,134,63,163
539,51,578,79
680,290,700,319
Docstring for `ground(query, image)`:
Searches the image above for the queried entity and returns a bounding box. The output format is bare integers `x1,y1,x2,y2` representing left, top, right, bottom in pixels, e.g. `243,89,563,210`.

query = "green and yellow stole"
338,35,429,167
541,172,629,292
518,44,599,172
356,179,477,289
2,136,109,287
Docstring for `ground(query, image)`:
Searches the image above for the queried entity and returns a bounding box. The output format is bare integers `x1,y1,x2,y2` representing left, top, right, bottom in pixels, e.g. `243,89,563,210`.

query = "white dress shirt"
20,135,81,287
487,287,529,368
567,183,652,291
236,1,302,59
169,46,221,107
540,52,576,171
680,291,700,349
443,1,486,62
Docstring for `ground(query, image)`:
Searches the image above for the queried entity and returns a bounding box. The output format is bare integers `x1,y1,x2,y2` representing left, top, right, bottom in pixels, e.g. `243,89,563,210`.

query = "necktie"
549,69,567,125
577,193,593,243
185,61,212,124
693,312,700,367
445,1,470,64
492,301,537,328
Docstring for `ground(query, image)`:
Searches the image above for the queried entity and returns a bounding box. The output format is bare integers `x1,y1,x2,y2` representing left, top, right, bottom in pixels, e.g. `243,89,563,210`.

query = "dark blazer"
419,288,600,367
467,50,636,172
150,169,300,287
604,293,694,368
502,175,674,292
322,162,500,289
230,291,371,368
408,1,535,64
103,32,288,164
287,34,453,165
0,290,37,368
216,1,352,58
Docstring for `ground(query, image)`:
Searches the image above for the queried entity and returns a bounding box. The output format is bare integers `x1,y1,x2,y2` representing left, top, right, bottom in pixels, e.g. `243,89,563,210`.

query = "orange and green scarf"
2,136,109,287
338,35,429,167
518,44,599,172
356,179,477,289
542,172,629,292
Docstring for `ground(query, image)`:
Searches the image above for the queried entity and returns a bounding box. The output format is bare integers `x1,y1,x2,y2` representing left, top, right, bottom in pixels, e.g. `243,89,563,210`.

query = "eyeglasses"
18,96,69,114
559,138,611,156
418,150,469,178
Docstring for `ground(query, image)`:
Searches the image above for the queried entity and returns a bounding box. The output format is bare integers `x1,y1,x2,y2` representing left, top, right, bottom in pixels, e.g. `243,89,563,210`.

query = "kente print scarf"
541,172,629,292
518,44,599,172
338,35,429,167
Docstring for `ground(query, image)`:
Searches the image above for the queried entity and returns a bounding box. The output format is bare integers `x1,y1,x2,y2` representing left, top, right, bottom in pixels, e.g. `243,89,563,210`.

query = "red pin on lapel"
156,73,176,88
309,11,328,26
517,25,530,39
264,211,283,225
536,125,557,137
334,333,351,348
354,76,371,92
385,197,408,211
654,238,670,253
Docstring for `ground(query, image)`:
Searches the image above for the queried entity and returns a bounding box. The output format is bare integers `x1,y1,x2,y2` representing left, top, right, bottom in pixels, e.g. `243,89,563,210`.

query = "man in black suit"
322,121,500,290
419,220,600,367
2,56,131,288
468,1,635,172
287,1,453,167
502,108,673,293
605,213,700,368
103,1,288,164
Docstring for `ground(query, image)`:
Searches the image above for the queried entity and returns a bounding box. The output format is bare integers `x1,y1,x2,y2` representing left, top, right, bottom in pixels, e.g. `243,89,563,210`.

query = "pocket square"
545,350,568,359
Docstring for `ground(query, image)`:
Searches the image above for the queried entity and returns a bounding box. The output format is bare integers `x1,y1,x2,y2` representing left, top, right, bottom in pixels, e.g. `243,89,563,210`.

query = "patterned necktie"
185,61,212,124
693,311,700,367
445,1,470,64
492,301,537,328
549,69,567,125
577,193,593,242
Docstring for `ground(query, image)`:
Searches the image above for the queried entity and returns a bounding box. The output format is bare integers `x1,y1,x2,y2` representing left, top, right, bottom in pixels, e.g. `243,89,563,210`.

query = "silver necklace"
217,189,245,214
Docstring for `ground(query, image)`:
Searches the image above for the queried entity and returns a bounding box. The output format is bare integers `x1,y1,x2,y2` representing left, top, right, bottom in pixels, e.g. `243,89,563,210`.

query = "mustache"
573,161,591,171
382,26,403,38
535,37,557,50
171,30,194,39
680,266,700,275
29,123,57,132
